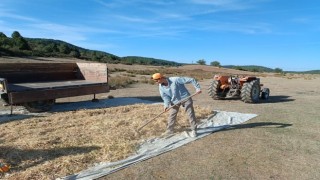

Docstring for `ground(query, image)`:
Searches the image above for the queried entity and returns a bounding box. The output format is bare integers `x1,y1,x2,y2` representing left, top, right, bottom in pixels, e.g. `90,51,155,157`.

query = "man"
151,73,202,137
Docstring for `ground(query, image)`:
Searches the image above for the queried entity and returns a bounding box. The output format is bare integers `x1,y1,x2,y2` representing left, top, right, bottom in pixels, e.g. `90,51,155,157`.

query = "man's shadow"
220,122,292,132
197,122,292,135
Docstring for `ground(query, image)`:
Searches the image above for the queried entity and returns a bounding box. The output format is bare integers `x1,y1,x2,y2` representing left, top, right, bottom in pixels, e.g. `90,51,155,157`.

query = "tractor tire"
208,80,226,100
24,99,55,113
241,80,260,103
261,88,270,100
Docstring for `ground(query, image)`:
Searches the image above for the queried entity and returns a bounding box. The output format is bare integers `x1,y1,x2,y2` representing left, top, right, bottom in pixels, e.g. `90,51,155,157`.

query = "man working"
151,73,202,137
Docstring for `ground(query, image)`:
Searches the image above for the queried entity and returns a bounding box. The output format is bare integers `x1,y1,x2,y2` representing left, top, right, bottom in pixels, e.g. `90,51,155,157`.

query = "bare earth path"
99,76,320,180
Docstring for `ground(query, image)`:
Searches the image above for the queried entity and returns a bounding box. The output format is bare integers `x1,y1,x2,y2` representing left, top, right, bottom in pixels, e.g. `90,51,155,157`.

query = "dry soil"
100,74,320,180
1,57,319,179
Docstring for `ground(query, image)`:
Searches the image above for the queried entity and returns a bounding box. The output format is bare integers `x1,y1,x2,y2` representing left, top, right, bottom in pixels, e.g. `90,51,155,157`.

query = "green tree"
0,32,11,48
15,37,30,50
11,31,22,39
234,66,246,71
196,59,206,65
0,32,7,39
251,68,259,72
70,50,80,58
274,68,283,73
210,60,221,67
58,43,71,54
11,31,30,50
44,45,52,53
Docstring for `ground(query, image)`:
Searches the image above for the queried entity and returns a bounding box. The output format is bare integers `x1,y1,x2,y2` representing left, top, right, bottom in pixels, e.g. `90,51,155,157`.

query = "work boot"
190,130,197,138
183,129,197,138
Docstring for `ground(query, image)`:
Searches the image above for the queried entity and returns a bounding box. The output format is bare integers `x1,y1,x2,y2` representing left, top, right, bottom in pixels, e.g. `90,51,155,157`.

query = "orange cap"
0,164,10,172
151,73,164,80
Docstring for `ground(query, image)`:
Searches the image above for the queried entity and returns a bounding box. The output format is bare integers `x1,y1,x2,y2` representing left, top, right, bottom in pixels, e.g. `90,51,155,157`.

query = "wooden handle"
136,92,198,132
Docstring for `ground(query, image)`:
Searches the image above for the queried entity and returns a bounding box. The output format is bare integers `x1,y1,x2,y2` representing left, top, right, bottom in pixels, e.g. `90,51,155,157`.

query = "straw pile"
0,104,212,179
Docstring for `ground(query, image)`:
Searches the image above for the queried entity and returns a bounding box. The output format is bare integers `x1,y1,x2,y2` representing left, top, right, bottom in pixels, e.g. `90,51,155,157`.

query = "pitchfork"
136,92,199,132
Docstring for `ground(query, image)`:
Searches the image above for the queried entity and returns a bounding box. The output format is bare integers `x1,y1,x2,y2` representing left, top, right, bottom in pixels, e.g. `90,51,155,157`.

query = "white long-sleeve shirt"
159,77,201,108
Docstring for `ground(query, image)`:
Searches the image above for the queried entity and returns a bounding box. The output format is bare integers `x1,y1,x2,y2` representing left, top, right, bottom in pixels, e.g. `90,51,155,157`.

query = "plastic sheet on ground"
58,110,257,180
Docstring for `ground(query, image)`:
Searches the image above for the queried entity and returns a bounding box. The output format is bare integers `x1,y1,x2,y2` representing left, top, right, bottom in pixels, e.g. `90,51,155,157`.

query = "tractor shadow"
215,95,294,104
260,95,295,103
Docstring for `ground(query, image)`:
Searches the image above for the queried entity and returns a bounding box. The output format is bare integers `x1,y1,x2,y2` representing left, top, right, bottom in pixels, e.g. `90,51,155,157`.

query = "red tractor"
208,75,270,103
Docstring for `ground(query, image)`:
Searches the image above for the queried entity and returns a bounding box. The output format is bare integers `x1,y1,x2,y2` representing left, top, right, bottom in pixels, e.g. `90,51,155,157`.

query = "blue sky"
1,0,319,71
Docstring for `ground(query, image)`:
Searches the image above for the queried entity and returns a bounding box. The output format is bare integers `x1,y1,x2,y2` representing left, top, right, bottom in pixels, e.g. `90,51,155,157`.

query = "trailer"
0,62,110,114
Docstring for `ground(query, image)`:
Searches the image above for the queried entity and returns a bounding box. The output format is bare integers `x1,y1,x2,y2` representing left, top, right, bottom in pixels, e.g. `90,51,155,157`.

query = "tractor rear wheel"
208,80,226,99
241,80,260,103
24,99,55,113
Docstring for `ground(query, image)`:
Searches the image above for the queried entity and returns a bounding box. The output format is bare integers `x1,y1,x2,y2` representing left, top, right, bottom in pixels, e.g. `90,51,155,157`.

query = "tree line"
196,59,285,73
0,31,181,66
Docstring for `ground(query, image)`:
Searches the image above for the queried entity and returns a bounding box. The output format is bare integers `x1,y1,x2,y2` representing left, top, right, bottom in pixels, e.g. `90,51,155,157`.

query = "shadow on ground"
0,97,158,124
203,95,294,104
53,97,158,112
220,122,292,132
0,114,41,125
263,95,295,103
128,96,162,102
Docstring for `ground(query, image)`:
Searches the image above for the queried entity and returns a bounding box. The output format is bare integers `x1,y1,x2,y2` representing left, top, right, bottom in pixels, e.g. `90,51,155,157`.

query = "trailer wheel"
24,99,55,113
208,80,226,100
261,88,270,100
241,80,260,103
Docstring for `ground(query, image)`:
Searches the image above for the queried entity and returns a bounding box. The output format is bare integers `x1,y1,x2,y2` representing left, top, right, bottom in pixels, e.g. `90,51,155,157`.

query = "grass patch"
108,75,136,88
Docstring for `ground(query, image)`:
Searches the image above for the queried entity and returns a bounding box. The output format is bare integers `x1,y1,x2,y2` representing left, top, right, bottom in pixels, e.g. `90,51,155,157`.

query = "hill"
1,31,319,74
223,65,274,73
286,70,320,74
223,65,320,74
0,31,181,67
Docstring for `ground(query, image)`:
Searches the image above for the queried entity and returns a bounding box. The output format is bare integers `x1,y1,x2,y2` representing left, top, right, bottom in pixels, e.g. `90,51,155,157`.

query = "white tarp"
59,111,257,180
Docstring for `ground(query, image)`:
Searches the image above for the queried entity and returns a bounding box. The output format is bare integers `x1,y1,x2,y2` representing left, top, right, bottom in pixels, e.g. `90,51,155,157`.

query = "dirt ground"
97,75,320,180
1,57,320,179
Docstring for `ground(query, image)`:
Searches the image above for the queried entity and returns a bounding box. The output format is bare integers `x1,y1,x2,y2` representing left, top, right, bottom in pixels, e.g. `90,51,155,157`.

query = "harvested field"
0,104,212,179
1,57,320,180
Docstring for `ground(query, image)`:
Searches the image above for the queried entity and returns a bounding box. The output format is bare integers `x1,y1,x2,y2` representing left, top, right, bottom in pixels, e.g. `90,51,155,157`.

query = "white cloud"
94,0,117,8
0,4,38,22
113,15,155,23
190,0,246,9
198,21,272,34
291,17,312,24
22,24,87,43
190,0,270,11
191,0,239,6
95,0,176,7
